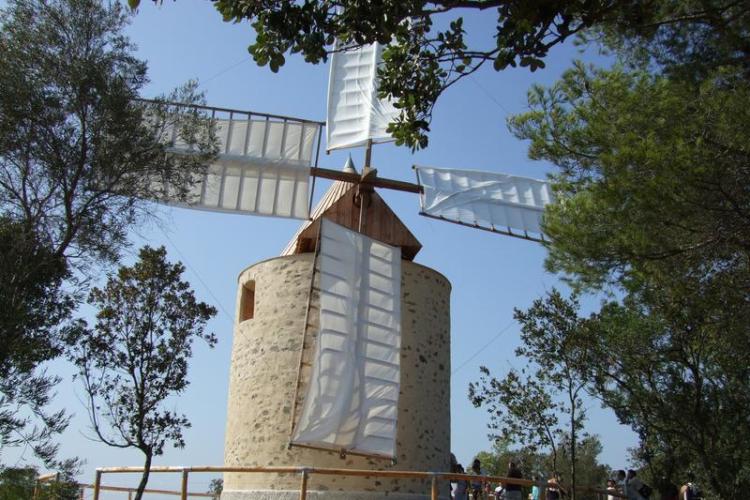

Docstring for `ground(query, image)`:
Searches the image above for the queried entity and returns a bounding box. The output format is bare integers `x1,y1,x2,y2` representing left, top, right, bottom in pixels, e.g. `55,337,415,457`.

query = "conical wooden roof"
281,158,421,260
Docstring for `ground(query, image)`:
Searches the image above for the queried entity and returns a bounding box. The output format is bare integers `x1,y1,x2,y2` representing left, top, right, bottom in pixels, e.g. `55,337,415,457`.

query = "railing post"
181,468,189,500
430,473,439,500
299,468,309,500
93,470,102,500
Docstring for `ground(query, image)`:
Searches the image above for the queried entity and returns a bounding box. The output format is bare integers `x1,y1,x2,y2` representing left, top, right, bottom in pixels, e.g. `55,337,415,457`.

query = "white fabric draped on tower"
326,41,399,151
292,219,401,458
415,165,554,240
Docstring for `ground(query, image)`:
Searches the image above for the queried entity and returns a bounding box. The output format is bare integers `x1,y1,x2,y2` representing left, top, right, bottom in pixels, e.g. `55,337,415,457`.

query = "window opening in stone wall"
240,281,255,321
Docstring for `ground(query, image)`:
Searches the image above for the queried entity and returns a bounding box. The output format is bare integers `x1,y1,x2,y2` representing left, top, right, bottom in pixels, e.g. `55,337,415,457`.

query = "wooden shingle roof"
281,158,421,260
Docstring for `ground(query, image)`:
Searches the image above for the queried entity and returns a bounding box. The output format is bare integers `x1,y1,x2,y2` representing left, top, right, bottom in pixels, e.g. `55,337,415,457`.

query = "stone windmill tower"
221,158,452,499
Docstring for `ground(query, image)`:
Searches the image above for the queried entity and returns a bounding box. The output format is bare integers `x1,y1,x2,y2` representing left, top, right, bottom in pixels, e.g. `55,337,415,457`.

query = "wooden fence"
90,465,627,499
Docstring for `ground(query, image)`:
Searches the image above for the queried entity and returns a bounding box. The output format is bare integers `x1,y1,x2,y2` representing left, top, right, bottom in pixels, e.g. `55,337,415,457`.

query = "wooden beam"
310,167,422,194
288,441,394,461
299,469,309,500
79,483,214,497
418,212,547,244
181,469,189,500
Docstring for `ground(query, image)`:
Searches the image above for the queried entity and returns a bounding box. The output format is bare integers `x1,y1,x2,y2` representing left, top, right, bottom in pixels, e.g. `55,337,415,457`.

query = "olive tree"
0,0,217,465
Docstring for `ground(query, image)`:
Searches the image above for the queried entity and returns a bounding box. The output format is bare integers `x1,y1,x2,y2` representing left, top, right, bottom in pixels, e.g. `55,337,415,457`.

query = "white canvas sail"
326,41,399,151
162,109,320,220
415,165,554,240
292,219,401,458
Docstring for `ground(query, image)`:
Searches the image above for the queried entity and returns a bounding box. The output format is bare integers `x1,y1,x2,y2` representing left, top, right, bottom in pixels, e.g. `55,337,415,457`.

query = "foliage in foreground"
507,60,750,498
0,0,216,466
0,466,79,500
68,246,217,500
135,1,749,150
470,291,593,499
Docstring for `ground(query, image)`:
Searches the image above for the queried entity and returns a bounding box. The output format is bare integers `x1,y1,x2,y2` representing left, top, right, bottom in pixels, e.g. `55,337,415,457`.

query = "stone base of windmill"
222,254,452,500
221,490,450,500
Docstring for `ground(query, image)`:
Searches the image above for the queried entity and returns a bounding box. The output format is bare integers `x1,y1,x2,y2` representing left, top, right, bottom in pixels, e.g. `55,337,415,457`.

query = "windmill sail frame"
414,165,553,243
146,99,325,220
326,41,399,152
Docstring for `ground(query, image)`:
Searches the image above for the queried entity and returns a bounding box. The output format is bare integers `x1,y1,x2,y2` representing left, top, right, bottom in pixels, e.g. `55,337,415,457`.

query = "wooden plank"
299,470,309,500
79,483,214,497
310,167,422,194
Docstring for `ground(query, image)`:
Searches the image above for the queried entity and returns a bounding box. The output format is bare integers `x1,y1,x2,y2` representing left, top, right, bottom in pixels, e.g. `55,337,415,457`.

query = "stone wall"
223,253,451,498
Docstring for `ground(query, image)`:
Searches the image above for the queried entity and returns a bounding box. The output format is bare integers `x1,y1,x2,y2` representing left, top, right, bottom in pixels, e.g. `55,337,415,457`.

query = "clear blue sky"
9,1,637,497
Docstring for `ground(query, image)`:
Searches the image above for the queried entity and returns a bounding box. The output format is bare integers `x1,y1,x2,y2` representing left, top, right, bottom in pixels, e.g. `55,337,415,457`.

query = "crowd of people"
450,456,703,500
450,456,565,500
605,470,703,500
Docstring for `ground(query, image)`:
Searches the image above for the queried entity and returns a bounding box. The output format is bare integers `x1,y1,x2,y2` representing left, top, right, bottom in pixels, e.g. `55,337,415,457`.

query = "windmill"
148,40,553,500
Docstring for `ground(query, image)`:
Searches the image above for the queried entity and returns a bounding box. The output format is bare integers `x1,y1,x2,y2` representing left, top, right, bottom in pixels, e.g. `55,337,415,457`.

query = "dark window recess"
240,281,255,321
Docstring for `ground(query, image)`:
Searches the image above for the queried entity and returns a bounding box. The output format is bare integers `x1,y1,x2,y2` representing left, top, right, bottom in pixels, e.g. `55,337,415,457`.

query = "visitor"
679,472,702,500
607,479,618,500
546,474,561,500
453,464,469,500
470,458,487,500
504,459,523,500
625,469,650,500
495,484,505,499
616,470,627,495
530,475,541,500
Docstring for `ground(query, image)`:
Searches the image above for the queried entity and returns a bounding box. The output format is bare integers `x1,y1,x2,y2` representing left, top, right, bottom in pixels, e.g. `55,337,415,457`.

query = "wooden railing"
91,465,627,499
79,482,215,499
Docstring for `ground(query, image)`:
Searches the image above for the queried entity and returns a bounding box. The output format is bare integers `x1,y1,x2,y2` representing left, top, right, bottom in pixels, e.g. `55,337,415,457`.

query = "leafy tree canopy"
508,61,750,496
135,0,749,149
0,466,79,500
510,64,750,296
0,0,217,273
470,290,595,499
0,217,76,468
0,0,217,466
69,246,217,500
207,478,223,499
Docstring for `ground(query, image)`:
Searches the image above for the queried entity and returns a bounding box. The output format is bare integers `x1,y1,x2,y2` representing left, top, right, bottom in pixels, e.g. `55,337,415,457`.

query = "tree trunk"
134,450,152,500
550,445,559,479
570,396,577,500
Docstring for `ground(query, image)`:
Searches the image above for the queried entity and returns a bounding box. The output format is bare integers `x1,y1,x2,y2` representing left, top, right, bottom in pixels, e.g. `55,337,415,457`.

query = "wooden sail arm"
310,166,422,194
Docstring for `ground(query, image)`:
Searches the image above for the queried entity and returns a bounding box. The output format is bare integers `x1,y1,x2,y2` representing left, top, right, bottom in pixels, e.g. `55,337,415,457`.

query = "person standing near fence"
625,470,649,500
607,479,619,500
616,470,627,497
504,460,524,500
470,458,487,500
679,473,703,500
454,464,470,500
530,475,540,500
546,474,561,500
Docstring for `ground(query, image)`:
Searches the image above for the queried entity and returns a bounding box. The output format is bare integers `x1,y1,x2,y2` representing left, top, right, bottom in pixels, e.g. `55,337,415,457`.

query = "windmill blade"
414,165,554,242
326,41,399,152
292,219,401,460
154,100,323,220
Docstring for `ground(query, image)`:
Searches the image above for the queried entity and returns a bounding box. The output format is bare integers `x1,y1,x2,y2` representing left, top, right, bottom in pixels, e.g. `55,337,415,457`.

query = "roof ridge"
280,158,359,255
